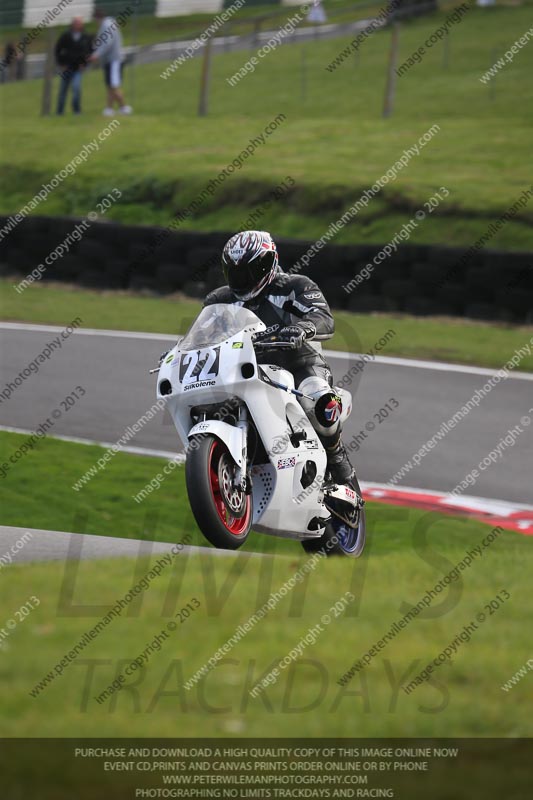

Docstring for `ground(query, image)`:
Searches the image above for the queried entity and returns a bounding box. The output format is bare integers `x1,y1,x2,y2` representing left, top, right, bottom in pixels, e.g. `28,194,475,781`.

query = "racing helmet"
221,230,279,301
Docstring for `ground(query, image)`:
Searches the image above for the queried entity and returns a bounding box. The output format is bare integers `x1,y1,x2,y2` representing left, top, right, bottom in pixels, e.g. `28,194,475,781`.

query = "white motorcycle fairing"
157,305,353,539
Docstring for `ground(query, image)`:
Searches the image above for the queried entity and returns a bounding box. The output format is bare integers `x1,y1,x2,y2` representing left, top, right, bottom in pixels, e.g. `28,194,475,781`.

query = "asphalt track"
0,323,532,505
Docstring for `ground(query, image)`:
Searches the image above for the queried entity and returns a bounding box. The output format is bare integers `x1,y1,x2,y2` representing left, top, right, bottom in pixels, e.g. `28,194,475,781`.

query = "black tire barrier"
382,278,417,301
2,215,532,323
77,243,109,270
464,303,499,322
182,279,208,300
155,262,189,292
347,294,396,313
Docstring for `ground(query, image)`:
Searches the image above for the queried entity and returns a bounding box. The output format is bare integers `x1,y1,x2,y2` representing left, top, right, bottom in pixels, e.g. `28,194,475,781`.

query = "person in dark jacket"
204,230,356,489
1,42,16,83
55,17,93,115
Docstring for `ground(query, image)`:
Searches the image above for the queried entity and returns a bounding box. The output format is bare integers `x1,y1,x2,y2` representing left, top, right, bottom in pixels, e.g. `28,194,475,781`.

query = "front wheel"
185,435,252,550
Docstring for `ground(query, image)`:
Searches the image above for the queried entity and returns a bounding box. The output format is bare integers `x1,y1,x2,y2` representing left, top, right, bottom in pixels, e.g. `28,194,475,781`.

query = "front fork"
234,405,248,492
195,404,248,492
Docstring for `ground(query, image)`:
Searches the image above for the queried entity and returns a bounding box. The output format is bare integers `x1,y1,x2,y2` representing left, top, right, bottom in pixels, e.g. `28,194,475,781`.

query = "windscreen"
180,304,260,350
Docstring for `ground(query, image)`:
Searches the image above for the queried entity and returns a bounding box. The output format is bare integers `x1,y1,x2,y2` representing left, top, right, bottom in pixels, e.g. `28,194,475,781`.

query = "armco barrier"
1,215,531,322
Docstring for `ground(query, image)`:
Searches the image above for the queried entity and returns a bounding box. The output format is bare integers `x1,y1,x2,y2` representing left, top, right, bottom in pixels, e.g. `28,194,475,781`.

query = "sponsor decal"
277,456,296,470
184,380,216,392
232,342,244,349
304,291,322,300
303,439,319,450
164,353,174,364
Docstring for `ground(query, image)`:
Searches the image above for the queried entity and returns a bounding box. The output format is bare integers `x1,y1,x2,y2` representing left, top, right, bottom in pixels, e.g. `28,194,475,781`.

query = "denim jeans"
57,69,83,114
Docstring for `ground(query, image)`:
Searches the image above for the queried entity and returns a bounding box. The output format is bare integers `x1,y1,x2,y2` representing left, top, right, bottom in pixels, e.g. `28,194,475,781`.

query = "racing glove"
255,321,316,349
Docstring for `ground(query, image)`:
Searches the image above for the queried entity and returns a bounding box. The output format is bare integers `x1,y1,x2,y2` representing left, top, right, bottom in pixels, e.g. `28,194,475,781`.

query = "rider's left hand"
255,321,316,349
278,321,316,348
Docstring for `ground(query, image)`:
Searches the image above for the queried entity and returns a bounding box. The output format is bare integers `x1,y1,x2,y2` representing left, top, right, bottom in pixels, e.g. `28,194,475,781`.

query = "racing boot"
322,434,363,526
324,435,355,487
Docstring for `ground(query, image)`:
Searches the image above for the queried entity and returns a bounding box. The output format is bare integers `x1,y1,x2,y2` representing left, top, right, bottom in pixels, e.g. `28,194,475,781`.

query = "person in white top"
307,1,327,24
89,7,132,116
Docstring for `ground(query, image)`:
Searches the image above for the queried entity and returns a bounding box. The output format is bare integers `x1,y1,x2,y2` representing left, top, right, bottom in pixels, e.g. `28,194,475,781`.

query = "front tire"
185,435,252,550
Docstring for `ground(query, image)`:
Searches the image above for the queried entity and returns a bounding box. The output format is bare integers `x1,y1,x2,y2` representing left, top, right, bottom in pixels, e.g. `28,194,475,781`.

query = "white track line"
332,352,533,381
0,425,184,461
0,322,175,341
1,322,532,380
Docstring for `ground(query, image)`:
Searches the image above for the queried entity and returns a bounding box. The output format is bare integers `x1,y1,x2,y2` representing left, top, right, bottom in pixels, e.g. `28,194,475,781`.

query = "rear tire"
301,474,366,558
185,435,252,550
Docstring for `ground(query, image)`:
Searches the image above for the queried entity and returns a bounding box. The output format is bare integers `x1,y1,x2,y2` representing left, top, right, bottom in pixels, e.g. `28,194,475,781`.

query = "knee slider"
315,392,343,428
297,376,342,436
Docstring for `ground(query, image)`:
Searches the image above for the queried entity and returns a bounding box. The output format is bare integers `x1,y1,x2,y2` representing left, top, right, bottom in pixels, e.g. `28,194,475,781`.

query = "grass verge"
0,487,531,739
0,430,292,554
1,5,533,247
1,431,531,741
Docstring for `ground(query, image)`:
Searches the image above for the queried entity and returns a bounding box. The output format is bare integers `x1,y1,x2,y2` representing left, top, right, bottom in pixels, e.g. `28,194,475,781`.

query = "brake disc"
218,452,247,518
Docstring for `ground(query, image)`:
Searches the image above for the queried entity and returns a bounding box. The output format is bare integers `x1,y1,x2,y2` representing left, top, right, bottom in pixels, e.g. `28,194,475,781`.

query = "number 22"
180,347,220,384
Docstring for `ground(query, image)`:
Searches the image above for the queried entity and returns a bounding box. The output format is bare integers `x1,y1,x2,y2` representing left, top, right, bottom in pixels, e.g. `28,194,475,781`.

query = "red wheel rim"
208,441,251,536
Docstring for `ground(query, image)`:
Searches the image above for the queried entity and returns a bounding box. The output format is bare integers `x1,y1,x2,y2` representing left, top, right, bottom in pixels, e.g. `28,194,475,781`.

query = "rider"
203,230,356,489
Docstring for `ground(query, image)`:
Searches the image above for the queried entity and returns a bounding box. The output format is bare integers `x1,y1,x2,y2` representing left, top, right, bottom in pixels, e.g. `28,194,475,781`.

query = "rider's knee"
298,376,343,438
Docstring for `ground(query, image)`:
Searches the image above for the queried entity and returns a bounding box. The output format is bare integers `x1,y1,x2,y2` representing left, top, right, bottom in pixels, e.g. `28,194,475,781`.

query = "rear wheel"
301,474,366,558
185,435,252,550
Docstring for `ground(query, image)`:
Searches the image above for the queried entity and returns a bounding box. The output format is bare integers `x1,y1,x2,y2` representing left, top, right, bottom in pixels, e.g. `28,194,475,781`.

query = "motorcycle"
154,303,365,557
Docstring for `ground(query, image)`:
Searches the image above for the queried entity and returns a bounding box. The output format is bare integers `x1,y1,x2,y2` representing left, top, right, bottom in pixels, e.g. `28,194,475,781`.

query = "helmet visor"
223,252,274,296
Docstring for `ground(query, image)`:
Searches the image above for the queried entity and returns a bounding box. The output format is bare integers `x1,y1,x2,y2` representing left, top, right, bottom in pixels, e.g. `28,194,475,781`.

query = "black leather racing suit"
204,269,348,457
204,268,332,377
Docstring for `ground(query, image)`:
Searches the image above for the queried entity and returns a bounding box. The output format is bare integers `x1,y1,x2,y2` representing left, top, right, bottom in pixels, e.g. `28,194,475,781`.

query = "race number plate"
178,347,221,387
